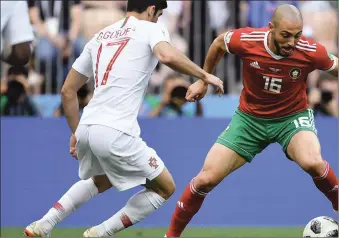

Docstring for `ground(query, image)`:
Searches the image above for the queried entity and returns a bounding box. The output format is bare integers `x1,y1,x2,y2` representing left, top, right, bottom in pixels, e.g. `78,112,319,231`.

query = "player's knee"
159,179,176,200
165,179,176,199
149,178,176,200
194,172,219,193
92,175,112,193
300,153,326,177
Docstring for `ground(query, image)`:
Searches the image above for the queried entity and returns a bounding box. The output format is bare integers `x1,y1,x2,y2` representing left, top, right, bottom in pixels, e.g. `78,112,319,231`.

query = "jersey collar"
264,31,284,60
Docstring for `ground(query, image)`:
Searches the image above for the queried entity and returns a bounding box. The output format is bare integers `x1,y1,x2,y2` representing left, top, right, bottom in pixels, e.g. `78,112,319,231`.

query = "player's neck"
126,12,149,21
267,32,279,55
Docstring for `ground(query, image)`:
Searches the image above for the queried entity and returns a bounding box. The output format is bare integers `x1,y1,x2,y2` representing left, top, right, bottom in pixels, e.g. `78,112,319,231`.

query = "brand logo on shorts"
149,157,159,169
289,68,301,80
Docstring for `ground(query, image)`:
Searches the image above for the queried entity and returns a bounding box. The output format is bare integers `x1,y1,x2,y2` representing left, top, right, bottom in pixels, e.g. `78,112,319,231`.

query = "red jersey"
224,27,336,118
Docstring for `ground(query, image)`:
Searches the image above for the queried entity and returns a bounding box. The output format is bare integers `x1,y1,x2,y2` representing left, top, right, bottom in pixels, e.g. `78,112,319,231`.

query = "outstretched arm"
203,33,228,74
153,42,223,94
184,33,229,102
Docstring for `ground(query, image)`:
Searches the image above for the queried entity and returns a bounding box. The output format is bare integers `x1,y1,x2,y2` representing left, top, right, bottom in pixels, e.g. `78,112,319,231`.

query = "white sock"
95,188,166,236
38,178,98,234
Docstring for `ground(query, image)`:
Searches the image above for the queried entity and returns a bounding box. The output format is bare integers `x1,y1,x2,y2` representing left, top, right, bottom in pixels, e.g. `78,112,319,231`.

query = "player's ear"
147,5,156,18
268,22,274,31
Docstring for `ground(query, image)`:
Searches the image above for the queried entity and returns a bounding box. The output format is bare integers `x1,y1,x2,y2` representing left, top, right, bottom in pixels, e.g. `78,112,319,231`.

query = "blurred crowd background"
0,0,338,118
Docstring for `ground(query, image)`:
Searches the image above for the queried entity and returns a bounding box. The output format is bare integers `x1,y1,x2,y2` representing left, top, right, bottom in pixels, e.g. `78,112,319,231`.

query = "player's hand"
200,73,224,95
186,80,208,102
69,134,78,160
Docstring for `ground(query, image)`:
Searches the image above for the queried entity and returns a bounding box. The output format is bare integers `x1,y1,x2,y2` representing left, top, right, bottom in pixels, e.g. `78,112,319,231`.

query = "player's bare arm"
61,68,88,134
204,33,228,74
186,33,228,102
153,41,223,94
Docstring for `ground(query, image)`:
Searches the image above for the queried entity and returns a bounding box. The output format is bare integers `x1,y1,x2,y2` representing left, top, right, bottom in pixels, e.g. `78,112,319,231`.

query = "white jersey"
72,16,170,137
0,1,34,53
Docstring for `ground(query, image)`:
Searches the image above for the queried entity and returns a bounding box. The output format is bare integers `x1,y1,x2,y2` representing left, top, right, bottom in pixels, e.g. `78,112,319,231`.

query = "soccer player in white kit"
1,1,34,65
24,0,223,237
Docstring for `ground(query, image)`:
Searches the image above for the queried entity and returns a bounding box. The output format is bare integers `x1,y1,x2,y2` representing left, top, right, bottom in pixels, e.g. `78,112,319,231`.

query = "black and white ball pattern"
303,216,338,237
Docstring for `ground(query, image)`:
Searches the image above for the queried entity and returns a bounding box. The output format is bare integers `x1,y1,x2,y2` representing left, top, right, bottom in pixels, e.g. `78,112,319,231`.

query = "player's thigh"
287,131,325,176
275,109,325,175
275,109,318,156
145,167,176,199
216,110,269,163
194,143,247,191
88,125,166,192
275,109,318,153
75,125,105,180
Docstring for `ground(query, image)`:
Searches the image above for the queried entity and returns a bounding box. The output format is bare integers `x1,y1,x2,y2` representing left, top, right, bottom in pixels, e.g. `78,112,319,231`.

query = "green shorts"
216,109,317,163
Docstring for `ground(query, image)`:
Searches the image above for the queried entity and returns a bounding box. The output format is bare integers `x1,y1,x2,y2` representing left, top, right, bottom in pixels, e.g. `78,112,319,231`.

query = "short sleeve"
148,24,171,52
313,43,336,72
223,29,243,55
3,1,34,46
72,40,94,78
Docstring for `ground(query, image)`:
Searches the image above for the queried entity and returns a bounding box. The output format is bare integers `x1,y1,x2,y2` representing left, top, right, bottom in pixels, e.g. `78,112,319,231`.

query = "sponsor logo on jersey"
269,67,281,72
250,61,260,69
289,68,301,80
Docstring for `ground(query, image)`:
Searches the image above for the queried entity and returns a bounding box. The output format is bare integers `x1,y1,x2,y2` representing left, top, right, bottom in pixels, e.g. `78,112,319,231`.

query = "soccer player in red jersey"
166,4,338,237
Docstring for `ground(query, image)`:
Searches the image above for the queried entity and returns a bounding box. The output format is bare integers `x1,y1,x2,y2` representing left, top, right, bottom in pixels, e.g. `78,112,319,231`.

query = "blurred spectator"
27,58,44,95
53,83,91,117
307,72,338,117
1,1,34,66
80,1,125,42
299,1,337,53
28,0,85,93
150,74,202,117
28,0,85,60
243,1,299,28
300,1,338,89
158,1,191,36
208,1,231,35
0,66,39,116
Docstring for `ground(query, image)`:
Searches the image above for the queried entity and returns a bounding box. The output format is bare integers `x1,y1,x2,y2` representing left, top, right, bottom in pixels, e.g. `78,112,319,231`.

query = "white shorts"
75,125,165,191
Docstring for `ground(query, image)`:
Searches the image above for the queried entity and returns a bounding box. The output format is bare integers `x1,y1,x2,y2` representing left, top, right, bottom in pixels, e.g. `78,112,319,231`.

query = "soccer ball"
303,216,338,237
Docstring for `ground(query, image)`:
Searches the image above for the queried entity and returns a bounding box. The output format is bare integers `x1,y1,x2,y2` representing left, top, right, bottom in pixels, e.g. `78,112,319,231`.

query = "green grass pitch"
1,227,304,237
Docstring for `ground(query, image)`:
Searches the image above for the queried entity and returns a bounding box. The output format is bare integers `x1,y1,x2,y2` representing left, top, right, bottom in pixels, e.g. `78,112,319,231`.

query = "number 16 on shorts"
293,116,312,128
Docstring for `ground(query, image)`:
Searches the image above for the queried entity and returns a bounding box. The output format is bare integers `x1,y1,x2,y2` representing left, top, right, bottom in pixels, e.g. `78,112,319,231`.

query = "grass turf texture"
1,227,303,237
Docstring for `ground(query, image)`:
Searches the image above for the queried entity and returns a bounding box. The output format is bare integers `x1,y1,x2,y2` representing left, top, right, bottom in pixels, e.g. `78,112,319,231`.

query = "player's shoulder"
226,26,268,36
235,26,268,35
296,36,317,52
293,36,333,65
227,26,268,42
295,35,325,57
